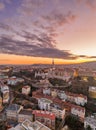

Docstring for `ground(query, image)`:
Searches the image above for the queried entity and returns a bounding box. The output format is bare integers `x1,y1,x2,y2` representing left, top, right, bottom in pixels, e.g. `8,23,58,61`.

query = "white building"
7,76,24,85
43,88,51,95
3,91,10,103
48,69,71,81
75,95,87,106
58,90,87,106
58,91,67,101
35,71,48,79
38,98,53,110
84,116,96,130
22,85,31,95
50,103,65,119
0,85,10,103
71,105,85,120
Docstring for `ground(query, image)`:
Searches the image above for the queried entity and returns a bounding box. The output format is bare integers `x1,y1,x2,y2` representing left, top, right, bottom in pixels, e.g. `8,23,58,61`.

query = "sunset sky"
0,0,96,64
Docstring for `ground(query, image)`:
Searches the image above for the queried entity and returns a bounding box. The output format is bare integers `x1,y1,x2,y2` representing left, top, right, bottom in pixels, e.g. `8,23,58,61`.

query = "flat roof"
19,109,32,115
85,116,96,127
6,104,21,111
22,119,51,130
39,98,52,103
33,110,55,120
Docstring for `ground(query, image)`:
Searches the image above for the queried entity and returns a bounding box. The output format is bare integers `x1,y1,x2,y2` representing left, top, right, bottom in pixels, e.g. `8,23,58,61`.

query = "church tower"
52,58,54,66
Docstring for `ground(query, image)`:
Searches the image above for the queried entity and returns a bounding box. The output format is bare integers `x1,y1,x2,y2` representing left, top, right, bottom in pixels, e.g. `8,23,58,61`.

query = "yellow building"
73,69,79,77
89,86,96,98
0,96,2,107
51,90,57,98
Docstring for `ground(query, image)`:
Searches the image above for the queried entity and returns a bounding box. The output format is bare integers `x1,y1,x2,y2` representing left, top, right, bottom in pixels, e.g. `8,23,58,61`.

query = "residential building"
18,109,33,123
22,119,51,130
58,91,87,106
71,105,85,121
3,91,10,104
33,110,55,130
7,76,24,85
6,104,23,120
22,85,31,95
43,88,51,95
0,85,10,104
50,103,65,119
38,98,52,110
0,95,2,106
89,86,96,98
84,116,96,130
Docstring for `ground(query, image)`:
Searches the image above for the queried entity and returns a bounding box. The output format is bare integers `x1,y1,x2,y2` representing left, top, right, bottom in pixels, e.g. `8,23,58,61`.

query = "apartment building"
33,110,55,130
18,109,33,123
6,104,23,120
38,98,53,110
22,85,31,95
84,116,96,130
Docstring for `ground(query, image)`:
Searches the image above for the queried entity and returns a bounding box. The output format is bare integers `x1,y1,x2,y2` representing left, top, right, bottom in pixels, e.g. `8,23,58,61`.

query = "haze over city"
0,0,96,64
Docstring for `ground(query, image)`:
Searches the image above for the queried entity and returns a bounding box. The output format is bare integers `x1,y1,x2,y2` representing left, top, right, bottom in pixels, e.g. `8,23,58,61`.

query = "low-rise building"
58,91,87,106
38,98,52,110
18,109,33,123
89,86,96,99
0,85,10,104
22,119,51,130
0,95,2,107
22,85,31,95
3,91,10,104
43,88,51,95
6,104,23,120
71,105,85,121
33,110,55,130
7,76,24,85
0,96,3,111
84,116,96,130
50,103,65,119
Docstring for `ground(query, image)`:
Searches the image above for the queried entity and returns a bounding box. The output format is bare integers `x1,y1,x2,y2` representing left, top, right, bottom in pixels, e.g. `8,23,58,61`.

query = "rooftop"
33,110,55,120
89,86,96,91
22,119,51,130
6,104,21,111
19,109,32,115
39,98,52,104
85,116,96,127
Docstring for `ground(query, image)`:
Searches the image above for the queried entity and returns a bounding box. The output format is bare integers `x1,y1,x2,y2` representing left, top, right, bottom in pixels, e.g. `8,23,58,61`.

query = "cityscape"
0,0,96,130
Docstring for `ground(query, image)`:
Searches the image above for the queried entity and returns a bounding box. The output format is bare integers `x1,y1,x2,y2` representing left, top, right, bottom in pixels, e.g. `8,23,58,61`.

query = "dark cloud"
42,11,76,26
17,31,56,48
2,0,93,61
0,35,77,60
0,35,96,60
76,55,96,59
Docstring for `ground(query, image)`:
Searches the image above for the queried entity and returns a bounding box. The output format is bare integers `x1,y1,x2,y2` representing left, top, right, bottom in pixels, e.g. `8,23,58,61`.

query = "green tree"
86,125,92,130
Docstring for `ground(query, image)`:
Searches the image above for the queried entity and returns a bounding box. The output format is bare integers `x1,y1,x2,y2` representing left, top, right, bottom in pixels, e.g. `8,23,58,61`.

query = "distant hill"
62,61,96,69
79,61,96,68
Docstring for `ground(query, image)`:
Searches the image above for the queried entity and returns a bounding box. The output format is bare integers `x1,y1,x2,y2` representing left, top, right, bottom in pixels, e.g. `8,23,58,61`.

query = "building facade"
33,110,55,130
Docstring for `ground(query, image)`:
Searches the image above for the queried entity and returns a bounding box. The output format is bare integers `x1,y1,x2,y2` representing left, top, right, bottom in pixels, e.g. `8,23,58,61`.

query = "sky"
0,0,96,64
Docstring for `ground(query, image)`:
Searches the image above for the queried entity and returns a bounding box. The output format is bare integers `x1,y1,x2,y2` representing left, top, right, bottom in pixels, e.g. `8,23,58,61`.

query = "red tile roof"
33,110,55,120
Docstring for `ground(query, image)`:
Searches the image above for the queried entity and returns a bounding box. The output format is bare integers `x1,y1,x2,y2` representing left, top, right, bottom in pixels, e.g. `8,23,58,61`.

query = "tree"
65,115,84,130
86,125,92,130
